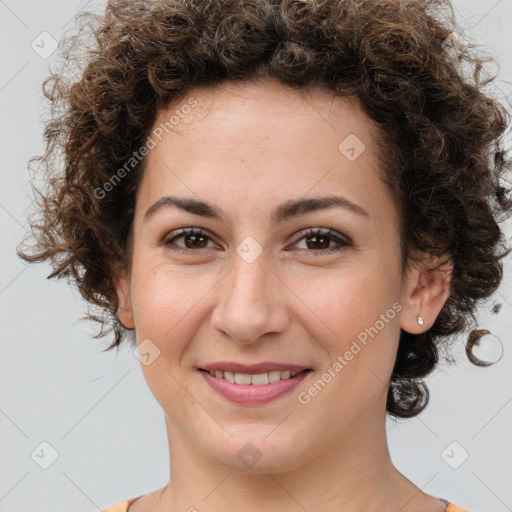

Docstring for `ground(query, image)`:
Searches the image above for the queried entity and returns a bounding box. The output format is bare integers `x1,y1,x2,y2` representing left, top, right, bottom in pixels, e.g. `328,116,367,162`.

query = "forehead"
151,79,376,153
138,78,396,228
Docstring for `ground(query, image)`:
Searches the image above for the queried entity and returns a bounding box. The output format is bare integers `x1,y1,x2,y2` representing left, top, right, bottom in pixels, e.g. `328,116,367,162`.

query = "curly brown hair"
18,0,512,419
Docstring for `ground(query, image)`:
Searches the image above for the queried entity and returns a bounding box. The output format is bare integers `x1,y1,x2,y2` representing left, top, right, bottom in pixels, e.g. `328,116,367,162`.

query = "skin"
115,77,452,512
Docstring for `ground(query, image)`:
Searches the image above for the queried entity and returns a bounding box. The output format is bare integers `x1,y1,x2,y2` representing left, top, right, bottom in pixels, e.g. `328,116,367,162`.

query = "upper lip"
199,362,310,374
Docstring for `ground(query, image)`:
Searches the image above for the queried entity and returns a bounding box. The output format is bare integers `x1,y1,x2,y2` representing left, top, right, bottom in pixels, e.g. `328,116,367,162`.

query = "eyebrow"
143,194,370,225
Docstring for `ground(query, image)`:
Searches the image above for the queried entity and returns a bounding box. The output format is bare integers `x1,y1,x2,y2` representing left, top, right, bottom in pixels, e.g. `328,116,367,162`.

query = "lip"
199,362,309,373
199,368,312,405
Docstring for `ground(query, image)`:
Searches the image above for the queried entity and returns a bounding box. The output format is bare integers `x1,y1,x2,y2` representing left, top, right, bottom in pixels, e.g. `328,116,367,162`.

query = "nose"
210,250,290,344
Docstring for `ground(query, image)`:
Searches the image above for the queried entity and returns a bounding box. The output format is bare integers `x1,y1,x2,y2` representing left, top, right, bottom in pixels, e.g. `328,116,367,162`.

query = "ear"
400,253,453,334
115,271,135,329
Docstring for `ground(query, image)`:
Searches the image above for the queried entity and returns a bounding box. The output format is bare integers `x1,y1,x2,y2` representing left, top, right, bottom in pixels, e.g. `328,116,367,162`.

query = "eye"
288,227,351,256
163,227,219,254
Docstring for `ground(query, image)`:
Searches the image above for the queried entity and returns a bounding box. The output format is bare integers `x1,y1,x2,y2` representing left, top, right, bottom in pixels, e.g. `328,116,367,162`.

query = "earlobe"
115,273,135,329
400,255,452,334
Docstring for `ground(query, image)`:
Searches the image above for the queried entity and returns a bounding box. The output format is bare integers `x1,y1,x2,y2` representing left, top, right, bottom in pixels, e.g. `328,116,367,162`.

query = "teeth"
268,371,281,383
234,372,252,384
223,371,235,383
207,369,300,384
250,372,268,385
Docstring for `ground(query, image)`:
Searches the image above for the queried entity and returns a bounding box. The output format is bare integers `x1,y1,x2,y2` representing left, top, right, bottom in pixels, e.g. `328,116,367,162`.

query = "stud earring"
417,315,424,326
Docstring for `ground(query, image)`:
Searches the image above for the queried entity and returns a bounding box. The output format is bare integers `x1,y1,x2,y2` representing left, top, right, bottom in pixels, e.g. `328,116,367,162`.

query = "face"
116,78,449,472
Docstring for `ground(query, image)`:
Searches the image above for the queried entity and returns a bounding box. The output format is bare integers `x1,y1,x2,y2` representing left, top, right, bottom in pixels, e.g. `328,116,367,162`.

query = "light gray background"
1,1,511,511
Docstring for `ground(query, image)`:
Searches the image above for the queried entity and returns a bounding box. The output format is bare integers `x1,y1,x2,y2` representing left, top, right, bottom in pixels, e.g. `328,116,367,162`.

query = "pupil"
186,234,207,249
307,235,329,250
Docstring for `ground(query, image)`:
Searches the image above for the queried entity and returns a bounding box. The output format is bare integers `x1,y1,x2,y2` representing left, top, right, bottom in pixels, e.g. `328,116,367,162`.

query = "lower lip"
200,370,311,404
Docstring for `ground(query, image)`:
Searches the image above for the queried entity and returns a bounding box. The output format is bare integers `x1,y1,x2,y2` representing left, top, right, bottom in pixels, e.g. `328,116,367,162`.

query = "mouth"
198,367,313,385
197,364,313,404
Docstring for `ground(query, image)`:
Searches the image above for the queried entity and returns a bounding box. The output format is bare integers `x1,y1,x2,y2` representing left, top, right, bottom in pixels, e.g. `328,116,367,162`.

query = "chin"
200,427,313,474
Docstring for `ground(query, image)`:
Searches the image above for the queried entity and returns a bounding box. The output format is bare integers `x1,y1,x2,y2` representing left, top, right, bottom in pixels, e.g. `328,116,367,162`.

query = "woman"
18,0,511,510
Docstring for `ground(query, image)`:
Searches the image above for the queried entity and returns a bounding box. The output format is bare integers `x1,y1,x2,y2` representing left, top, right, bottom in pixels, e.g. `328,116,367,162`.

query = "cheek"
131,254,209,315
129,264,211,409
292,265,397,343
296,277,401,426
129,261,211,355
291,265,402,396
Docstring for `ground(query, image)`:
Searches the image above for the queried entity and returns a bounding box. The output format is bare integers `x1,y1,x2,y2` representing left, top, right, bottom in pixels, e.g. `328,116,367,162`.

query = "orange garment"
101,496,139,512
445,505,472,512
101,496,472,512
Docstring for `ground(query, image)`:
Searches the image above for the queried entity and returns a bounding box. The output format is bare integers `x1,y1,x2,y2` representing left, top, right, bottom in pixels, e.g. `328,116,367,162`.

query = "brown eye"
164,228,216,252
304,233,331,250
181,232,208,249
291,228,351,255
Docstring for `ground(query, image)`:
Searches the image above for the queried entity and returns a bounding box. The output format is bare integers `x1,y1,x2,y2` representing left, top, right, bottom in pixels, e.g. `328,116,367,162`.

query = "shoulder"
101,496,142,512
445,502,472,512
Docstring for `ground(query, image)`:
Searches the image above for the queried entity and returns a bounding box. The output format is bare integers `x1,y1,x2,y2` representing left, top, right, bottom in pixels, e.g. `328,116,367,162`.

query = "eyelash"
162,227,351,256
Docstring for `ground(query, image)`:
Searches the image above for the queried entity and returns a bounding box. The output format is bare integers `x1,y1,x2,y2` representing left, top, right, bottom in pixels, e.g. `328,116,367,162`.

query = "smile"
198,367,313,404
203,368,307,384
